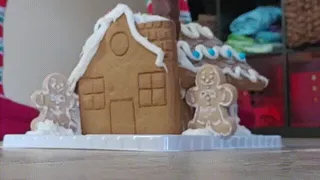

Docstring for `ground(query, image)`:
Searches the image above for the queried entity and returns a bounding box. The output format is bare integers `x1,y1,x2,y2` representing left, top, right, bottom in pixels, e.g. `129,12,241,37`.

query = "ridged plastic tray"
3,134,282,151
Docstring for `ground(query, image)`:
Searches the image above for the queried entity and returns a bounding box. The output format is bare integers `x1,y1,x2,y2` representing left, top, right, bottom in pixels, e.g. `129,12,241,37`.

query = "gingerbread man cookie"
185,64,238,137
30,73,78,132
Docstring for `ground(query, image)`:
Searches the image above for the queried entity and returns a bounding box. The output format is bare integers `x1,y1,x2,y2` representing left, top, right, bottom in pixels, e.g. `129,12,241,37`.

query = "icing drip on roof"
181,23,214,39
68,4,169,91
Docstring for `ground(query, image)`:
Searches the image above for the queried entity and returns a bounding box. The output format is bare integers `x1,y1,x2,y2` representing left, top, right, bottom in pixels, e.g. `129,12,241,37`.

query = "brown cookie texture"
185,64,238,137
78,15,181,134
30,73,78,131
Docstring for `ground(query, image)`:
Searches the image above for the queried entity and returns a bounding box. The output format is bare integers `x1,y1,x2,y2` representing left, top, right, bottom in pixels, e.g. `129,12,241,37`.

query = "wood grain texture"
1,139,320,180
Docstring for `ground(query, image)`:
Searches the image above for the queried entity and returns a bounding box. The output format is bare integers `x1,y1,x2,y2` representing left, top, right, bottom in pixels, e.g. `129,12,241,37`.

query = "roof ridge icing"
68,4,169,91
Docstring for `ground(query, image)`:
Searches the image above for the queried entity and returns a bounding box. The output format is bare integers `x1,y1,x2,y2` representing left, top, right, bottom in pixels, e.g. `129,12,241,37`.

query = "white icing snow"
68,4,169,91
182,126,252,136
182,128,214,135
26,120,74,136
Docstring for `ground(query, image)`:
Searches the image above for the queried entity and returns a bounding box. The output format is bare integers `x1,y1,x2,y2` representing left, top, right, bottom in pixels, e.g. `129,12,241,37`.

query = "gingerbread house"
68,4,182,134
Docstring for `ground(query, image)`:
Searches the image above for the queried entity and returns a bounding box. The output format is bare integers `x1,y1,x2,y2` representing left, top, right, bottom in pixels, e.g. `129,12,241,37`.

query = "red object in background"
238,64,285,128
147,0,190,13
0,97,39,140
290,71,320,127
238,91,255,128
146,0,192,23
238,92,284,128
179,0,189,11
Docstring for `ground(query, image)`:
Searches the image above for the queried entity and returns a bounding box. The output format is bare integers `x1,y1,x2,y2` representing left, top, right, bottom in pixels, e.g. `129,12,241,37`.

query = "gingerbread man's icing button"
30,73,79,132
186,64,238,137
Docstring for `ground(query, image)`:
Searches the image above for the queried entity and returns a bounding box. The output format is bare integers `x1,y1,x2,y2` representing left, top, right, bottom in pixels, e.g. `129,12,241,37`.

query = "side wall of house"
137,21,182,134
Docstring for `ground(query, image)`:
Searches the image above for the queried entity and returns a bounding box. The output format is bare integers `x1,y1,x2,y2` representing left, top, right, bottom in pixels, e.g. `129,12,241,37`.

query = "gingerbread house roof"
68,4,169,91
177,23,269,87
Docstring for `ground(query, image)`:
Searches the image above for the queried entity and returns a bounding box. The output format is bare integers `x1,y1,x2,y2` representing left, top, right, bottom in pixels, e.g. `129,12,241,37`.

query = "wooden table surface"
1,138,320,180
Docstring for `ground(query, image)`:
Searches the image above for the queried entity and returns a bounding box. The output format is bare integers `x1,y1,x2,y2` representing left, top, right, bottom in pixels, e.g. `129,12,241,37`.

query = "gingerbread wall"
78,15,181,134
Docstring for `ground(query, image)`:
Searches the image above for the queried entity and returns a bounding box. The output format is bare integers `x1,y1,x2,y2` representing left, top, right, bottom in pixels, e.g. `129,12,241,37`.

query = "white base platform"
3,134,282,151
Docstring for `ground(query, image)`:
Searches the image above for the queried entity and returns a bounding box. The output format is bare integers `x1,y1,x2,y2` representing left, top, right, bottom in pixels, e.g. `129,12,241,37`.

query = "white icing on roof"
179,23,269,86
68,4,169,91
134,12,168,23
181,23,214,39
177,42,269,86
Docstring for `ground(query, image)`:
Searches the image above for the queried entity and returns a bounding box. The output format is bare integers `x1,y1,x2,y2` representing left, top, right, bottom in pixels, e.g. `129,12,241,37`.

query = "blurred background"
3,0,146,106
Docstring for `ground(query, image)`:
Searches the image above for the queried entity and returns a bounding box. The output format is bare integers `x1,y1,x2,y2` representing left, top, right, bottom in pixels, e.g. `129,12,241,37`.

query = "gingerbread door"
110,99,136,134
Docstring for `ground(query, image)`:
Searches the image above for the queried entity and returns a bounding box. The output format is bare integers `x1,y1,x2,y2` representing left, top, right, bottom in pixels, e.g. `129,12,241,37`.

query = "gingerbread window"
138,72,166,107
79,77,105,110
